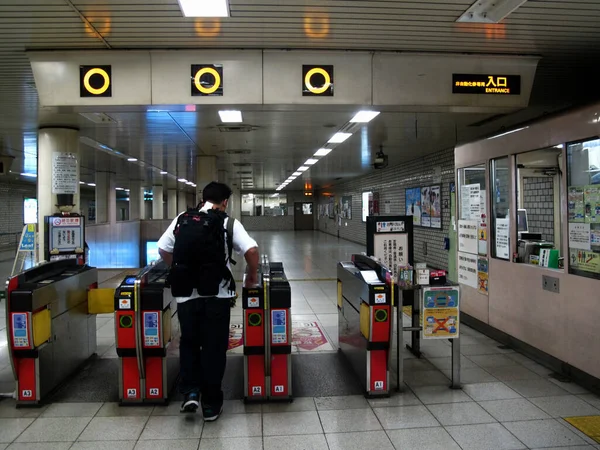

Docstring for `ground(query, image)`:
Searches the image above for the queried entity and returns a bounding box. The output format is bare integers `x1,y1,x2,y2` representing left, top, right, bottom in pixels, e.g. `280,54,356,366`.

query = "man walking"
158,182,259,421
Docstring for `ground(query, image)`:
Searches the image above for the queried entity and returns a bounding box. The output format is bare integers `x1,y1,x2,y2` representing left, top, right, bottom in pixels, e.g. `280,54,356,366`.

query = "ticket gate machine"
242,260,292,402
5,259,98,405
337,255,393,397
114,261,179,404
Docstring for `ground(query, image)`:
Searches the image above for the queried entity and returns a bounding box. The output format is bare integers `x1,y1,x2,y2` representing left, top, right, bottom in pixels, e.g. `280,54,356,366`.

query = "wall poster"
569,222,591,251
457,251,478,288
495,218,510,259
422,286,460,340
421,187,432,227
52,152,78,195
568,186,585,222
341,196,352,219
405,187,421,226
458,220,478,255
430,185,442,229
570,249,600,274
477,257,488,295
460,183,480,220
584,185,600,223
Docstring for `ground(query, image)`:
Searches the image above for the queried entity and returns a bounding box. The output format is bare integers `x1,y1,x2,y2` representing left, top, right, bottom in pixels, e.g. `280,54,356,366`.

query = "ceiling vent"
237,171,253,175
79,112,118,124
233,162,252,166
217,124,257,132
226,149,252,155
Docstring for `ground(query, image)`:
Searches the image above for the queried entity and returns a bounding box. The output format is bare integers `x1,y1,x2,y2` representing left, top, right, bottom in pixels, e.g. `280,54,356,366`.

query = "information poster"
461,184,480,220
584,185,600,223
341,196,352,219
430,185,442,229
422,287,459,340
569,223,591,250
49,217,83,252
370,192,380,216
495,218,510,259
569,187,585,222
374,233,408,279
458,251,478,288
477,257,488,295
421,187,431,227
405,187,421,226
591,229,600,246
458,220,478,254
478,189,488,255
569,249,600,274
52,152,78,194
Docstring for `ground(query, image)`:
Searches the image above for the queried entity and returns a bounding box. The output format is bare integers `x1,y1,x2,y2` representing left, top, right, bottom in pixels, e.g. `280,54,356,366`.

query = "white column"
152,185,164,220
178,190,188,212
196,155,217,201
140,186,148,219
37,127,80,262
129,181,141,220
229,185,241,220
95,171,116,224
167,189,178,219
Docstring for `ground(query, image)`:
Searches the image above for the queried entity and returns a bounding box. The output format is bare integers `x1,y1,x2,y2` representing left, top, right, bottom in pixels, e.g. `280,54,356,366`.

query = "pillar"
152,185,164,220
96,171,116,224
37,127,80,262
178,190,188,212
129,181,141,220
196,155,217,201
167,189,178,219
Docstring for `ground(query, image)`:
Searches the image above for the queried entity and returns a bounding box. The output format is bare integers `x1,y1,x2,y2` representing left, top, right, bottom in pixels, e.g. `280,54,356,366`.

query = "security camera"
0,155,15,175
373,146,388,170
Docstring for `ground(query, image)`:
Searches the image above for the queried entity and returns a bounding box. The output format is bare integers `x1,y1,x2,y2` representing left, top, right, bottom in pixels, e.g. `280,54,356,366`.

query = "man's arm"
244,247,260,287
159,248,173,266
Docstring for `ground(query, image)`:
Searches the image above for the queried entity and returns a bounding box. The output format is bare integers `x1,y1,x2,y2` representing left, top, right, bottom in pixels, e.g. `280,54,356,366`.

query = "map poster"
569,186,585,222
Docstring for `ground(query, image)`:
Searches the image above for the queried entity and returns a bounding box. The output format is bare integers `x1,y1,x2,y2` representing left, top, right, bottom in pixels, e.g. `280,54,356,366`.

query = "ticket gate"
5,259,98,405
242,259,292,402
114,261,179,404
337,255,393,397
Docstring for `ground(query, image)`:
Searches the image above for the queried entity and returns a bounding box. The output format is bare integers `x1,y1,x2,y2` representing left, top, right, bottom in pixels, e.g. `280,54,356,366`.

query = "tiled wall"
241,215,294,231
523,177,555,242
316,148,455,271
0,180,35,248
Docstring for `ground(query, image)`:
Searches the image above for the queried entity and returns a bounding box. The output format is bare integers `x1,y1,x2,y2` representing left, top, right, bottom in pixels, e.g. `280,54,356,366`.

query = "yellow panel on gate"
88,288,116,314
564,416,600,443
360,301,370,339
337,281,343,309
162,309,172,344
32,308,51,347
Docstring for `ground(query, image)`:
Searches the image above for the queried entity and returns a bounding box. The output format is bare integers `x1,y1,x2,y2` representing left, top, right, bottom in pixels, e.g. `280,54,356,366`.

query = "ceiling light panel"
314,148,332,157
219,110,242,123
350,111,380,123
304,158,318,165
328,132,352,144
178,0,230,17
456,0,528,23
298,166,309,172
292,172,302,176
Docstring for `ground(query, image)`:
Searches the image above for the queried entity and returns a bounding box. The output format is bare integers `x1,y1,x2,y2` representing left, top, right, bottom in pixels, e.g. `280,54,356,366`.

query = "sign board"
495,218,510,259
460,184,480,220
374,233,408,279
422,286,460,339
458,220,478,255
49,217,84,252
367,215,413,280
376,220,405,232
80,65,112,97
302,65,334,96
569,223,591,251
452,74,521,95
52,152,78,195
458,251,478,288
191,64,223,96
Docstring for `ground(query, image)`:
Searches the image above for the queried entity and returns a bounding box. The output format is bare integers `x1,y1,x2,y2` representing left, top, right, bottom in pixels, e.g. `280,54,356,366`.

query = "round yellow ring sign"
304,67,331,94
194,67,221,94
83,68,110,95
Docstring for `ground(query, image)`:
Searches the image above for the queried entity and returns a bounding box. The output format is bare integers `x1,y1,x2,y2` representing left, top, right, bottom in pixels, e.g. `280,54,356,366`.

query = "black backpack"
168,207,236,297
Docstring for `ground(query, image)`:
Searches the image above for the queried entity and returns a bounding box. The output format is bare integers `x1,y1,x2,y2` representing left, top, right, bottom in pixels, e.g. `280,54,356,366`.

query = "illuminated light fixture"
314,148,332,157
115,187,124,191
271,193,279,197
218,110,242,123
20,173,37,178
304,158,318,165
456,0,528,24
178,178,187,182
79,181,85,184
127,158,138,162
160,171,168,174
298,166,309,172
292,171,302,176
88,183,96,187
487,126,529,140
289,176,297,180
328,132,352,144
177,0,230,17
350,110,380,123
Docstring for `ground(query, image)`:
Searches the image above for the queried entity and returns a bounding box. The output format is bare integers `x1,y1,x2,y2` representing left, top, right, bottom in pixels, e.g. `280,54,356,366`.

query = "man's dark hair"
203,182,232,204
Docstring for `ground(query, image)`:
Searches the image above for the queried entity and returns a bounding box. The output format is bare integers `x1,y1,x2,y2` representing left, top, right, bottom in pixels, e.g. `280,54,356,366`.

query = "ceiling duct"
217,124,257,133
79,112,118,124
226,149,252,155
233,162,252,166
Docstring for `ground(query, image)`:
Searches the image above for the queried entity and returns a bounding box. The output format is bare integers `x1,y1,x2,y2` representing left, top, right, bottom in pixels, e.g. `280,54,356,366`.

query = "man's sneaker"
202,403,223,422
180,392,200,413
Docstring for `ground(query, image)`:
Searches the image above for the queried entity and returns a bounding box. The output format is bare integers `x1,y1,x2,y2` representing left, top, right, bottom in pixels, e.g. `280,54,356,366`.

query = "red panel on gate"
145,357,163,400
116,311,136,348
246,355,265,398
371,305,391,342
244,310,264,347
122,357,141,401
17,358,36,402
270,354,289,397
369,350,388,393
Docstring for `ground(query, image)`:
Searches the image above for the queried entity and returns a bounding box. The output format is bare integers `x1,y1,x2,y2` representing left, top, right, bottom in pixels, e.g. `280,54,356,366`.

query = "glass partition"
567,138,600,279
241,193,288,217
491,157,510,260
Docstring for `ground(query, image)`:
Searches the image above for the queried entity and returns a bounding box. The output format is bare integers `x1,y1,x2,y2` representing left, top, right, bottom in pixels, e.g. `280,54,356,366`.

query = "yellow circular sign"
194,67,221,94
83,68,110,95
304,67,331,94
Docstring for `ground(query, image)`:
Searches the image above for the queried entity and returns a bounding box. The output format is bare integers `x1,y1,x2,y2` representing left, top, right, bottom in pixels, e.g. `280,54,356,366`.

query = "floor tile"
387,427,462,450
16,417,91,443
139,416,203,440
503,419,587,448
463,382,522,401
469,354,518,368
96,403,153,417
5,443,73,450
443,367,498,384
446,423,526,450
479,398,552,422
427,356,476,371
263,411,322,436
506,379,570,398
578,394,600,410
318,408,381,433
41,402,103,418
485,365,541,381
373,405,439,430
402,358,437,371
263,434,328,450
326,430,394,450
200,437,263,450
201,413,262,438
367,391,422,408
78,416,148,441
0,401,46,419
530,395,600,418
460,344,504,356
70,442,136,450
404,370,450,388
134,439,200,450
412,385,472,404
428,402,496,426
261,397,315,413
314,395,369,410
0,418,34,443
548,378,591,395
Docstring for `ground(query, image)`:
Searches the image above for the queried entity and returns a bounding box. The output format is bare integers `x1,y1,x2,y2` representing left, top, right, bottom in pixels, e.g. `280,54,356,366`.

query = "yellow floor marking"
564,416,600,443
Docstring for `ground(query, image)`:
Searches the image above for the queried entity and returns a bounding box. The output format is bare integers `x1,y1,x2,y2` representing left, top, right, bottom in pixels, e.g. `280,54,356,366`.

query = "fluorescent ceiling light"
88,183,96,187
177,0,230,17
314,148,332,157
79,181,85,185
116,187,124,191
20,173,37,177
304,158,318,165
456,0,527,23
350,111,380,123
328,132,352,144
292,171,302,176
218,110,242,123
271,193,279,197
289,176,297,180
127,158,137,162
160,171,168,175
487,126,529,140
298,166,309,172
178,178,187,182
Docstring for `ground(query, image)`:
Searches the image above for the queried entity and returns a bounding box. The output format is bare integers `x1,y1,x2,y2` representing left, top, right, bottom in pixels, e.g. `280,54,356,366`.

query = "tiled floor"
1,231,600,449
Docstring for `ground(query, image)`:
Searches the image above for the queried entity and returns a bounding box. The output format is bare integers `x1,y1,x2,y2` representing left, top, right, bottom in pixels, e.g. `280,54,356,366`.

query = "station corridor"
1,231,600,449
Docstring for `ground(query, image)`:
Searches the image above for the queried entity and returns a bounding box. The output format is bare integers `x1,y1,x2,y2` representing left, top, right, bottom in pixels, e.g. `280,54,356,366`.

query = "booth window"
566,138,600,280
491,157,510,260
515,147,563,268
242,193,287,216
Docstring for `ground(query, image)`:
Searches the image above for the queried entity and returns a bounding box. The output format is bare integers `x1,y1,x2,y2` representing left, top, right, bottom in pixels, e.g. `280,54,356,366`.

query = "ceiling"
1,0,600,192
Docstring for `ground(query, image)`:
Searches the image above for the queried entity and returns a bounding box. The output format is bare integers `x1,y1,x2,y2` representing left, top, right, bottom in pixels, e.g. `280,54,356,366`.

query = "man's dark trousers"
178,297,231,407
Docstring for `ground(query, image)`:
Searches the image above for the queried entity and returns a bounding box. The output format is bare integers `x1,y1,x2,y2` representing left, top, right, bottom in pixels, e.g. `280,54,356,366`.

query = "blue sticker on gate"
272,310,286,335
